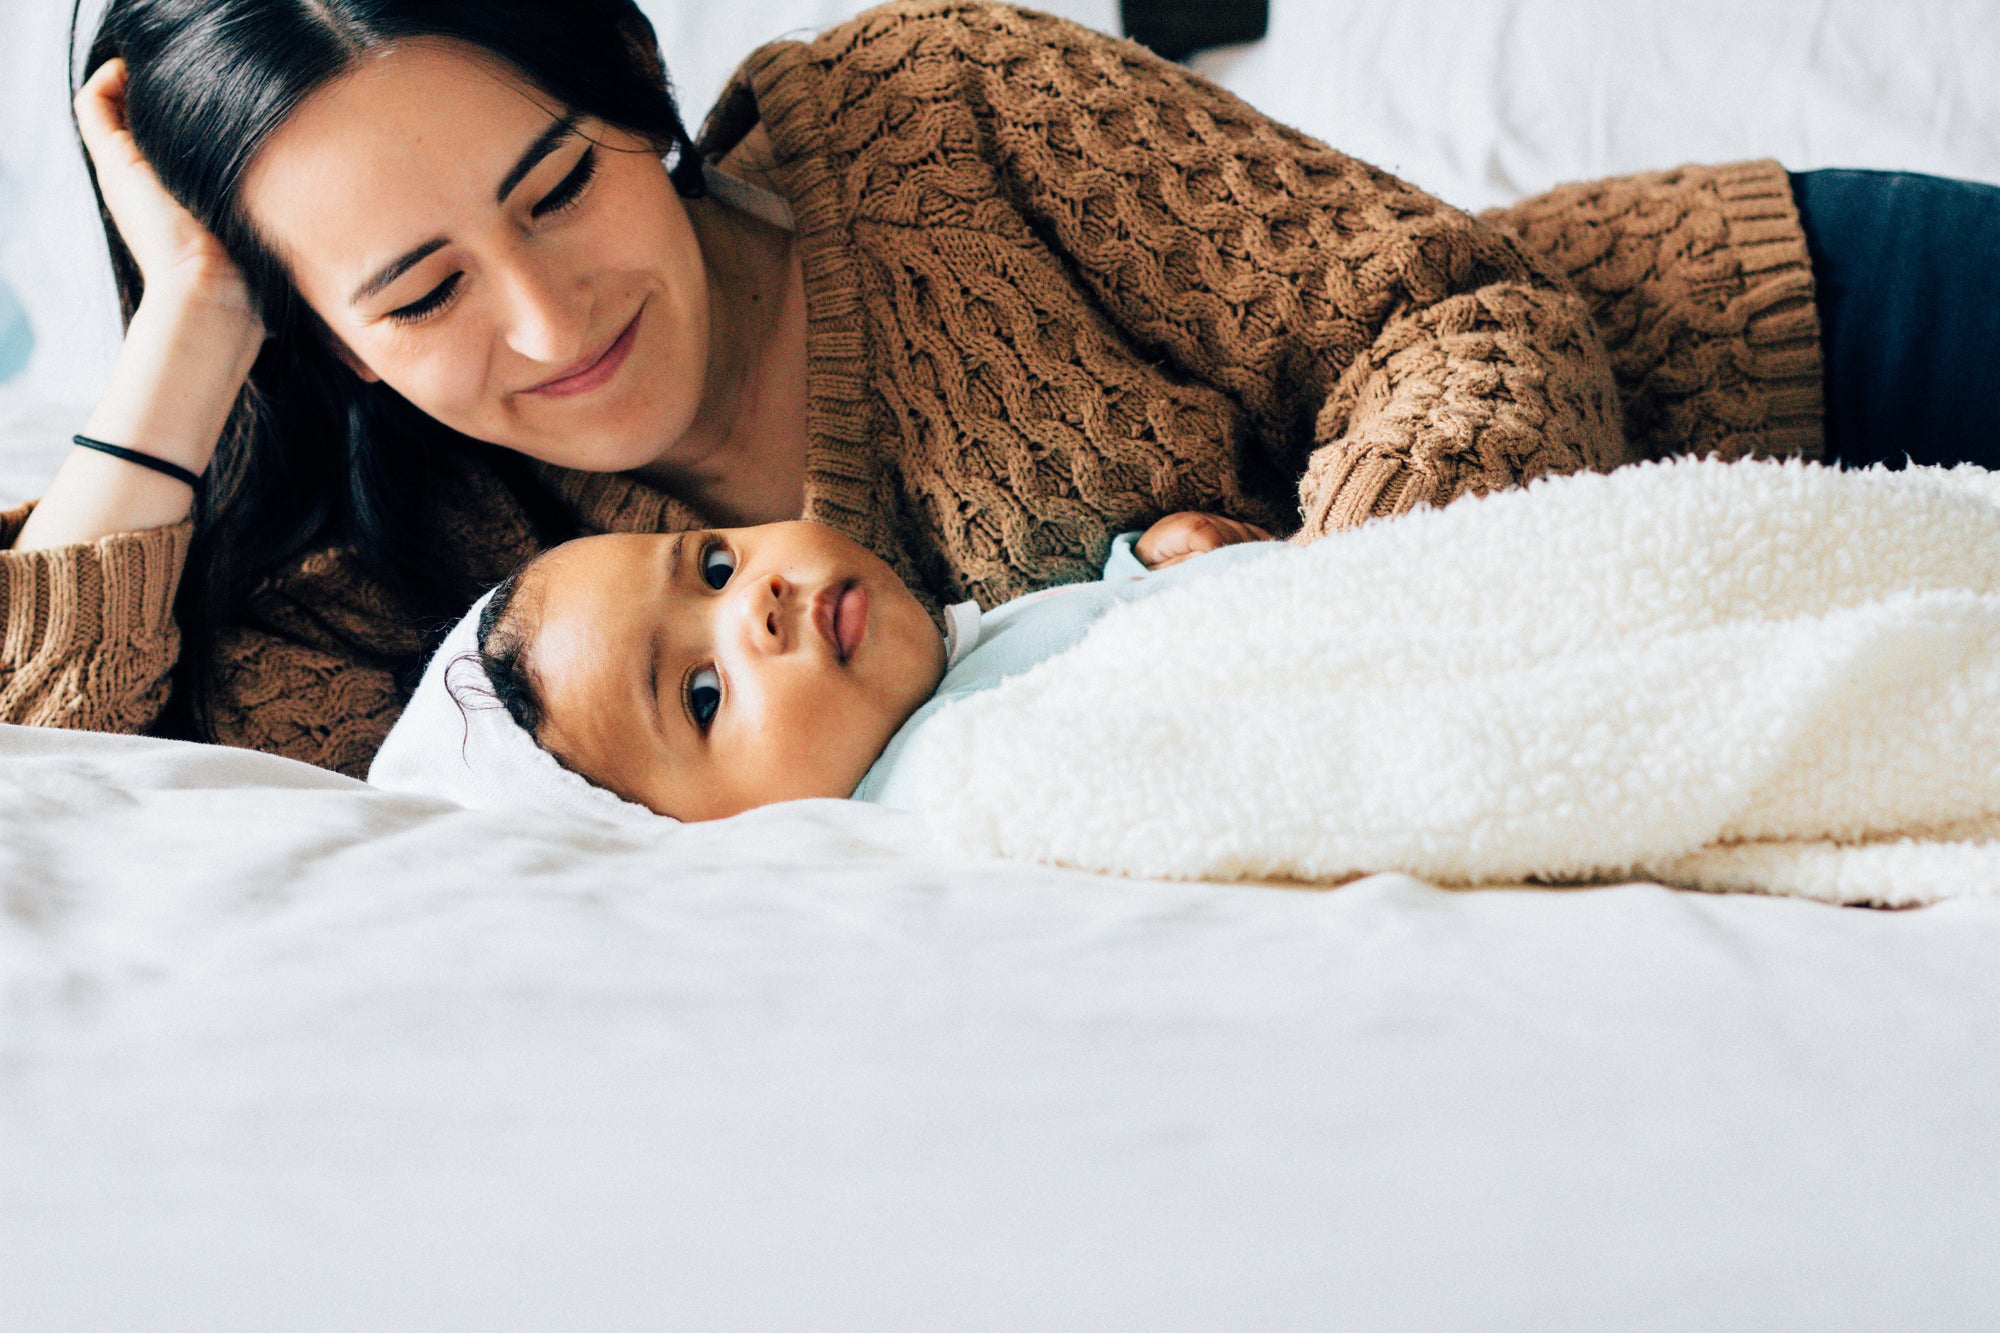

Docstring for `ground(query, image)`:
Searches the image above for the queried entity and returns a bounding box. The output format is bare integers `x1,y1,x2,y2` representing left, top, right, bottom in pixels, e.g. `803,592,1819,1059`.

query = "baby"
369,513,1276,822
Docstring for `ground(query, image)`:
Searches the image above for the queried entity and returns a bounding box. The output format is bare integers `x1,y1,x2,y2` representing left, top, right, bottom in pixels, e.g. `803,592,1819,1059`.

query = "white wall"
639,0,1119,134
1191,0,2000,212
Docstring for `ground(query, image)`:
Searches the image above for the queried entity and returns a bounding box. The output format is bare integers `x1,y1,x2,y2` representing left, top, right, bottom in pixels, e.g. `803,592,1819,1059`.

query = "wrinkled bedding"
5,725,2000,1330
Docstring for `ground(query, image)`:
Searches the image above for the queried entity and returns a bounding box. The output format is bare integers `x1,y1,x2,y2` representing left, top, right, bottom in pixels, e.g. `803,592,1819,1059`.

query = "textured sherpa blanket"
912,459,2000,907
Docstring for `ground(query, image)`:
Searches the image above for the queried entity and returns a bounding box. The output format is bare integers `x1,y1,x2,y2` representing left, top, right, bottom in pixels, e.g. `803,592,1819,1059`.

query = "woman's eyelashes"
685,665,722,731
383,149,600,325
387,273,462,325
532,146,599,219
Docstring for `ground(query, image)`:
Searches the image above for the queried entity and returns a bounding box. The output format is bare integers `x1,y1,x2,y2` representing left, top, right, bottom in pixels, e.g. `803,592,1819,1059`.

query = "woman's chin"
513,432,674,476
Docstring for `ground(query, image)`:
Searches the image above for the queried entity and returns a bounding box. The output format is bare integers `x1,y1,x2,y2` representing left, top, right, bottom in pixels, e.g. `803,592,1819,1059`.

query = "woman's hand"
12,61,268,551
1134,512,1276,569
76,59,257,320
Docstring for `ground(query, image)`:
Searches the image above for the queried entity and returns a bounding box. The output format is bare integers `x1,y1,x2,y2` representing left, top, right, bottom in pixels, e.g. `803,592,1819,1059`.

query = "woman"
0,0,1985,777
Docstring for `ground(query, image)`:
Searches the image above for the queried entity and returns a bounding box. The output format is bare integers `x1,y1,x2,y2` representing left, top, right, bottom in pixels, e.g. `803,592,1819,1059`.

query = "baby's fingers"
1212,517,1275,546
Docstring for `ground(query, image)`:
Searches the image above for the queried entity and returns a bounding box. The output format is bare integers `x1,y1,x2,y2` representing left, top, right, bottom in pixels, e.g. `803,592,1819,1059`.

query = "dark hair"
470,567,543,737
71,0,708,733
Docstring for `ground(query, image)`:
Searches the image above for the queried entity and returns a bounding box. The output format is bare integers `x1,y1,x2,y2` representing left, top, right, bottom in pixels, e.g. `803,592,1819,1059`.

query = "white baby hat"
368,588,668,825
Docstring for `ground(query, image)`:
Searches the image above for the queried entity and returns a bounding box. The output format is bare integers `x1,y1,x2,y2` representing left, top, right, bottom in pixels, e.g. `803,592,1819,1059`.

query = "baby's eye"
686,665,722,731
700,542,736,590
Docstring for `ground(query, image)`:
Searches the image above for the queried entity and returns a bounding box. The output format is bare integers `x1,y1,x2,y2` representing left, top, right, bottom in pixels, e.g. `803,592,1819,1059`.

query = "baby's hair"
440,555,607,789
474,568,543,737
443,561,547,746
441,548,649,806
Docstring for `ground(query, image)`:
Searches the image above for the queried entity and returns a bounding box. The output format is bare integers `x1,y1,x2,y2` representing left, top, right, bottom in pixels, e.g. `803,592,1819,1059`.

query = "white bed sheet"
6,3,2000,1327
4,725,1999,1330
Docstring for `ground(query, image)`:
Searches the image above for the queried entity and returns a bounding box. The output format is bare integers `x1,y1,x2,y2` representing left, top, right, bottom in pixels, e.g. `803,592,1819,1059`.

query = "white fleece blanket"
914,459,2000,907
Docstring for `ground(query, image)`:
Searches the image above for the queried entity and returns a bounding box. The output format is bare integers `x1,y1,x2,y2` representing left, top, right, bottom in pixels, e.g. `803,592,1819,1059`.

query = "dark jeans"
1789,169,2000,470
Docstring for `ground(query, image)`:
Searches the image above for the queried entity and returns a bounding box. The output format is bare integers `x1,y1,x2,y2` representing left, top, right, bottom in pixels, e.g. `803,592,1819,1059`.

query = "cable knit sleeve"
203,540,465,780
917,1,1628,534
4,439,579,776
0,501,191,735
201,459,566,778
0,498,403,772
206,624,404,778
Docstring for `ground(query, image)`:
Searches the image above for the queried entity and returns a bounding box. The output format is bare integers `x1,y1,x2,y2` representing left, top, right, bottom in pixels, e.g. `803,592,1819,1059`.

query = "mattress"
4,3,1999,1328
6,726,1999,1330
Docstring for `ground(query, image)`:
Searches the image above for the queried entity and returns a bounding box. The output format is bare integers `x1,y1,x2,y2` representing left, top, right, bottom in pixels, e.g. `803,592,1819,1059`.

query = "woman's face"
238,39,707,471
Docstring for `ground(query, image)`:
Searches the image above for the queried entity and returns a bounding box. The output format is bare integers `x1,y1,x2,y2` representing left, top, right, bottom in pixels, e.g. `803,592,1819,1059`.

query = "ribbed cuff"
1699,160,1826,461
2,517,192,674
1298,451,1427,536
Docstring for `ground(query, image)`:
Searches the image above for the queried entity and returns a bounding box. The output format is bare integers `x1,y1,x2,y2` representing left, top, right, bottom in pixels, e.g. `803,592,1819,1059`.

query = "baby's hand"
1134,512,1277,570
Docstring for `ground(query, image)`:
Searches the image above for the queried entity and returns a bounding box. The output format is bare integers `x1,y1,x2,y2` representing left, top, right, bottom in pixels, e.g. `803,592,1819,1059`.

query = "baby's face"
517,522,946,819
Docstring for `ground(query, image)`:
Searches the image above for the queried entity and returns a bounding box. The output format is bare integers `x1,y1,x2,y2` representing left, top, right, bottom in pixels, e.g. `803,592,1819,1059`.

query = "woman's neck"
636,176,810,528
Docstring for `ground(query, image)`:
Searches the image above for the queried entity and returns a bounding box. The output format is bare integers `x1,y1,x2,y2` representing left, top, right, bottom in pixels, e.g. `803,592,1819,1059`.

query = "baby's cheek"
742,682,870,800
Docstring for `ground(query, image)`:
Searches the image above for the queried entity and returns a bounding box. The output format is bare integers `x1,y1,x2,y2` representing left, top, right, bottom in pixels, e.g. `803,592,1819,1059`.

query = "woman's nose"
496,259,586,366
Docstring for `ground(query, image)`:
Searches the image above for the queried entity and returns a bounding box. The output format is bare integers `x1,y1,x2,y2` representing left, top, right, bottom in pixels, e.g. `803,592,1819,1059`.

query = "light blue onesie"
852,533,1281,809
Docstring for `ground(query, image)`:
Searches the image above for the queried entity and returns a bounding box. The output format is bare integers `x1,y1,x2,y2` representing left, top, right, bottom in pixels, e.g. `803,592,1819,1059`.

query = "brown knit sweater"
0,1,1819,778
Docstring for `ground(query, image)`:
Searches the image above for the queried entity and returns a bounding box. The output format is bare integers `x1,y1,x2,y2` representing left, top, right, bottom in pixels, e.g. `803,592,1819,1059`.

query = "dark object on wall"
1120,0,1269,60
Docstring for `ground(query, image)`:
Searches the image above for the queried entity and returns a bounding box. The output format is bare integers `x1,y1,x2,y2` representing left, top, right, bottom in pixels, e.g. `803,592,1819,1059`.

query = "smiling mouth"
524,307,642,398
811,580,869,663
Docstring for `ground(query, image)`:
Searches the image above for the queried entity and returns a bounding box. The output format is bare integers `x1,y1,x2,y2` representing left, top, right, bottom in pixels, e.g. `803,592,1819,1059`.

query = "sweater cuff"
1696,160,1825,461
1297,451,1430,536
2,511,193,664
1481,158,1825,466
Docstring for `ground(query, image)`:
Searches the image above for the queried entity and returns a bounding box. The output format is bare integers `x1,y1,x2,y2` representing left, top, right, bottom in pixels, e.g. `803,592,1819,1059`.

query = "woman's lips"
524,308,642,398
813,581,869,663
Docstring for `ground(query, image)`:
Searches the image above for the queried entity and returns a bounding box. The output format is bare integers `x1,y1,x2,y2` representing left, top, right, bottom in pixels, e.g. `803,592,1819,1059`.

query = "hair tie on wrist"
72,435,206,501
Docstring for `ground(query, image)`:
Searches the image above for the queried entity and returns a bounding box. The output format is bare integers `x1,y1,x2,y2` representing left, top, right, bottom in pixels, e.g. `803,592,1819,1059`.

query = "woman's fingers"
73,59,254,306
76,60,175,257
75,57,128,125
75,59,140,168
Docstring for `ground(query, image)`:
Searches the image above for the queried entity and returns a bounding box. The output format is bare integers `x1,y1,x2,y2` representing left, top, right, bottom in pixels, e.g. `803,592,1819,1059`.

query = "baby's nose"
746,574,791,648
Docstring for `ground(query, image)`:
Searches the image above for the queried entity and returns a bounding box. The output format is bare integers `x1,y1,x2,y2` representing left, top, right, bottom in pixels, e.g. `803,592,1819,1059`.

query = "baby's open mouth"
813,580,869,663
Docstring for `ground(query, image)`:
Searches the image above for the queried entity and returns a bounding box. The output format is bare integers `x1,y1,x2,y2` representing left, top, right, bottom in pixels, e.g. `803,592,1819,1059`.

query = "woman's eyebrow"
349,238,447,306
494,113,581,203
347,114,582,307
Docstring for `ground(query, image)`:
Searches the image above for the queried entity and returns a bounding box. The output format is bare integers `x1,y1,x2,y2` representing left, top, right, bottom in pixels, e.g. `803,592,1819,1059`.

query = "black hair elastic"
72,435,206,501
